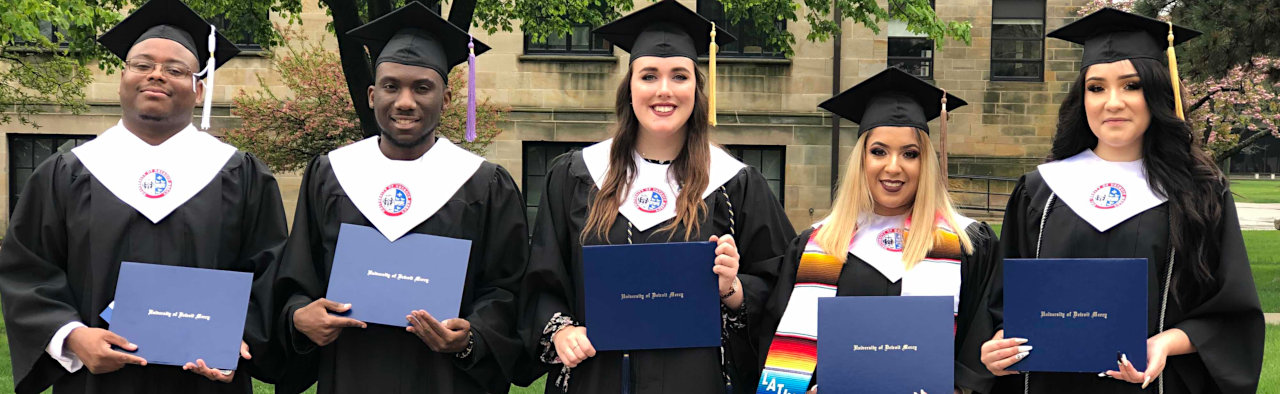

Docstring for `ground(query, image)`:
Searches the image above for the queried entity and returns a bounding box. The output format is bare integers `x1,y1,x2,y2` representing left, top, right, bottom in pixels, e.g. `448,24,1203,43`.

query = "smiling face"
629,56,697,140
118,38,201,123
368,62,451,148
862,126,923,216
1084,59,1151,160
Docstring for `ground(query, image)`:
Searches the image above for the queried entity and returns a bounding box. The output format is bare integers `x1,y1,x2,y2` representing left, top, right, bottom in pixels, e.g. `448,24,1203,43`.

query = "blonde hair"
814,128,973,269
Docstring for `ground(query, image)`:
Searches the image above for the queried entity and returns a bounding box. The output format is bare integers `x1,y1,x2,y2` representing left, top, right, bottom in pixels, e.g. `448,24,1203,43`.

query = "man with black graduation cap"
268,3,529,394
0,0,288,393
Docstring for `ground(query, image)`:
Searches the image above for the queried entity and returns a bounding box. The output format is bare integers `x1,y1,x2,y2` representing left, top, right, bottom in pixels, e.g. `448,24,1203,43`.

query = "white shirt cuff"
46,321,86,373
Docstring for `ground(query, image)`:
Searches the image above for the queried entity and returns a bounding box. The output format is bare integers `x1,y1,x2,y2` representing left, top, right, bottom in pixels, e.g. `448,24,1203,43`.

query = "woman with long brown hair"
518,1,795,393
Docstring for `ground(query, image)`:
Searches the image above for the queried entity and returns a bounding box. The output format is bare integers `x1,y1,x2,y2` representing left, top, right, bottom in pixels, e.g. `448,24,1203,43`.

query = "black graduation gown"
760,222,1002,393
0,151,288,394
519,151,795,394
270,155,529,394
988,171,1263,394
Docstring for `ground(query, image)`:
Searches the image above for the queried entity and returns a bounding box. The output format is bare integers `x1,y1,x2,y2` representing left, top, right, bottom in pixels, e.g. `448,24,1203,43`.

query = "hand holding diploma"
980,329,1032,376
552,325,595,368
65,326,148,374
710,234,743,309
294,298,368,346
405,310,471,353
1103,328,1195,388
182,341,249,382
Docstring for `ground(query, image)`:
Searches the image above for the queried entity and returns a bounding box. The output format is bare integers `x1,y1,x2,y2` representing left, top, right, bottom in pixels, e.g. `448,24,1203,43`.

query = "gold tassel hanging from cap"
940,89,949,177
1167,22,1185,120
709,22,718,127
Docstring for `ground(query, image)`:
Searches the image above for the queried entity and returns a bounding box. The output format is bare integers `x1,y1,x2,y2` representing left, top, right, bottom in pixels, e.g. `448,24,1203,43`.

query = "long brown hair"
582,62,713,242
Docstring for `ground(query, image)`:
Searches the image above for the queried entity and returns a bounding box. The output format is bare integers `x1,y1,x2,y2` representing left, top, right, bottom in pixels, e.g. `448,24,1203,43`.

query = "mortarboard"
97,0,242,130
818,67,967,136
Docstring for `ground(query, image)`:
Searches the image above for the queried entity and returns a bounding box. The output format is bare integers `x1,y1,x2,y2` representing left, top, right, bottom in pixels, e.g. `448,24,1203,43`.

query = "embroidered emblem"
633,187,668,213
1090,183,1127,209
379,183,412,216
877,228,905,252
138,169,172,199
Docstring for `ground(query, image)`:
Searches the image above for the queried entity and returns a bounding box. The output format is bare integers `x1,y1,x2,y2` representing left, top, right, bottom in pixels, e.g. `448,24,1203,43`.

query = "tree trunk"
324,0,380,138
1213,128,1276,165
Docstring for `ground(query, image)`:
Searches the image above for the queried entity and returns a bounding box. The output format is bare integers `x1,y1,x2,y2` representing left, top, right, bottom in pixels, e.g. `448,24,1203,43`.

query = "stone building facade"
0,0,1088,231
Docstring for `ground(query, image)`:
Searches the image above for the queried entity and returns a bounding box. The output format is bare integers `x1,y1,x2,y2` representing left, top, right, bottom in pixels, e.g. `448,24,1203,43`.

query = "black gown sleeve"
0,154,80,394
758,228,814,389
723,167,796,394
1167,191,1263,393
516,153,578,384
955,222,1001,393
451,164,531,392
233,153,291,384
990,174,1036,331
268,156,329,394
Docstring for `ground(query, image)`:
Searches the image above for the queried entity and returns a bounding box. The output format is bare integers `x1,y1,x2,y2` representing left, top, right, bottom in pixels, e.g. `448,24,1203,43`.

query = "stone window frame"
522,24,614,57
725,144,786,206
990,0,1046,82
695,0,787,59
8,134,94,213
887,0,935,79
522,141,591,234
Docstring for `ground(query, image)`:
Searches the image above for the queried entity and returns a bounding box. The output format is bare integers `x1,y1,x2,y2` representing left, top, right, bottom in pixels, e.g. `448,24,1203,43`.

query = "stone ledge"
517,55,619,63
697,57,791,66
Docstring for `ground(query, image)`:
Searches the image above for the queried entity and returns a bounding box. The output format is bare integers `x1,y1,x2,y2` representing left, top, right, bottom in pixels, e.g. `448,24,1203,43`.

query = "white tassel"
199,24,216,130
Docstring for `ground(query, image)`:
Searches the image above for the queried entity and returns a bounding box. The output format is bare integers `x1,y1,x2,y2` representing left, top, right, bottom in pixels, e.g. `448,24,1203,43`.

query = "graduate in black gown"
979,9,1264,394
758,68,1000,394
268,3,528,394
0,0,288,393
517,1,795,392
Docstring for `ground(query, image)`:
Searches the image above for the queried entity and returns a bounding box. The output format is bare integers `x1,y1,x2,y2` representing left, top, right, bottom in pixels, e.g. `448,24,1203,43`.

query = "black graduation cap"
818,67,967,135
346,1,490,82
97,0,241,70
1047,8,1201,69
593,0,736,62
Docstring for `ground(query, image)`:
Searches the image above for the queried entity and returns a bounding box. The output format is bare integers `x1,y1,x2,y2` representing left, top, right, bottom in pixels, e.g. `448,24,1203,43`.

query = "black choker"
641,157,673,165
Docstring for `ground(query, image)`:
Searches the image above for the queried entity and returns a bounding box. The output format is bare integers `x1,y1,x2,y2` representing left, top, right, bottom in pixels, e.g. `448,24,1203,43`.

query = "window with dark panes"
696,0,786,58
725,145,784,206
523,141,591,233
991,0,1045,81
887,0,935,79
8,21,66,48
524,24,612,55
209,10,271,51
9,134,95,213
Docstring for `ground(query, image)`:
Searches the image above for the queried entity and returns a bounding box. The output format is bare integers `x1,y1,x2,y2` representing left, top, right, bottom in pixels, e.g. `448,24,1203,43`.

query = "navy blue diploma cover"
109,262,252,370
581,241,720,351
325,223,471,327
817,296,954,394
1003,258,1147,372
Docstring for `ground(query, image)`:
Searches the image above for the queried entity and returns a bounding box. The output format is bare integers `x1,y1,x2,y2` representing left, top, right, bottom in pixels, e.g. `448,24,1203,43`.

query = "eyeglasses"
124,59,195,79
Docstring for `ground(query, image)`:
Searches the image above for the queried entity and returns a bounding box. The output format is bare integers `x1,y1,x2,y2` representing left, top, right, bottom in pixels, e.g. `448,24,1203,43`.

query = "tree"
1079,0,1280,165
325,0,972,137
0,0,299,128
225,28,507,173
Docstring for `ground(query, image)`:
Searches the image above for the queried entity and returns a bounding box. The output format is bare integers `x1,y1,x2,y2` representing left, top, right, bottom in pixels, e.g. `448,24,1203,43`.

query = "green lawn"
1232,180,1280,203
1264,324,1280,394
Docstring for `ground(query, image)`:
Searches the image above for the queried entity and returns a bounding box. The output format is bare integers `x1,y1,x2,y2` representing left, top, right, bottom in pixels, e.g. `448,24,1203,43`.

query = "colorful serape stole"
756,231,841,394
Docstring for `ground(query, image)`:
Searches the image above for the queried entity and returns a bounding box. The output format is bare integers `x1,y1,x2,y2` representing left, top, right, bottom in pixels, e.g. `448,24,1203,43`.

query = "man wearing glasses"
0,0,288,393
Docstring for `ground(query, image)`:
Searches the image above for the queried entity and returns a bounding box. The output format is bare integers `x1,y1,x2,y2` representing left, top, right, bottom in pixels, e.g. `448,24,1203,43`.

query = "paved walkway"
1267,313,1280,325
1236,203,1280,230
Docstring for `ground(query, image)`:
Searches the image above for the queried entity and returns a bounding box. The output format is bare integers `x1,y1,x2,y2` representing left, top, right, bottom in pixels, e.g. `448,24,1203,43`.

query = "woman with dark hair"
980,8,1263,394
517,1,795,393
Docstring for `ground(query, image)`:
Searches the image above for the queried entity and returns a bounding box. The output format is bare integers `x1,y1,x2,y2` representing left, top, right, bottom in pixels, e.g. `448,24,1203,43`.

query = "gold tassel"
709,22,718,127
1167,22,1185,120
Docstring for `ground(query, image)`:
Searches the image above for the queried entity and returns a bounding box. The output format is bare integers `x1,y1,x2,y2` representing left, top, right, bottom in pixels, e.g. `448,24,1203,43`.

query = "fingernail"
1122,353,1130,366
1013,338,1029,344
1098,372,1108,378
1015,352,1028,360
1142,376,1151,389
1017,345,1033,352
344,303,351,308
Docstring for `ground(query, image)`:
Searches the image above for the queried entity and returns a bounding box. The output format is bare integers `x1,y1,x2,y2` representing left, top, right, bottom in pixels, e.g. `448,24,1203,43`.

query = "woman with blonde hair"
758,67,1000,394
517,1,796,392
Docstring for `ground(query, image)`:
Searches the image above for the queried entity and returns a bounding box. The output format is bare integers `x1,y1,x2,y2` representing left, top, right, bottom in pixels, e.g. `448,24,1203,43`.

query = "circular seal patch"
877,228,905,252
633,187,668,213
1090,183,1127,209
379,184,412,216
138,169,172,199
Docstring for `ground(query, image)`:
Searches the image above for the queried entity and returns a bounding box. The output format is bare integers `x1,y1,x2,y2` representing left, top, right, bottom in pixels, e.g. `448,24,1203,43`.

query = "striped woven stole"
756,224,965,394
